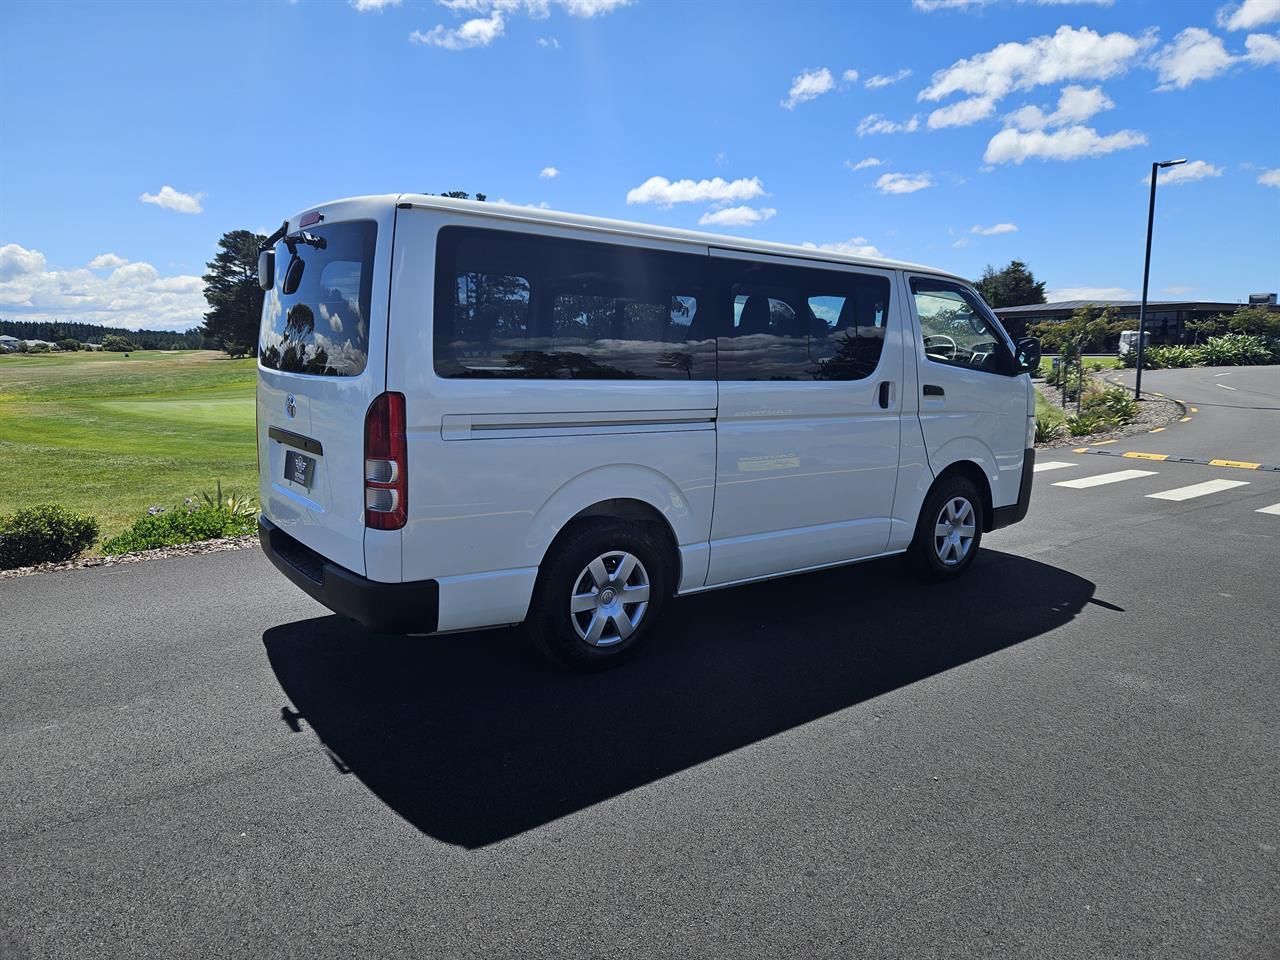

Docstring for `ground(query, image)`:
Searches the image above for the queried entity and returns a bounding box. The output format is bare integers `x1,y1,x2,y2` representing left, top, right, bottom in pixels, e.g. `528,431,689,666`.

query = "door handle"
923,384,945,397
878,381,892,409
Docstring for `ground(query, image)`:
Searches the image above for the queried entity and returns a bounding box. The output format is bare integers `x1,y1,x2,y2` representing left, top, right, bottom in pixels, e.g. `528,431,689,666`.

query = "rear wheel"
907,475,983,580
526,519,669,671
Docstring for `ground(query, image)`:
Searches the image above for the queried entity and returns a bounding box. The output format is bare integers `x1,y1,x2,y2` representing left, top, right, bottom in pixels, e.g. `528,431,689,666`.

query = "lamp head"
1158,158,1188,168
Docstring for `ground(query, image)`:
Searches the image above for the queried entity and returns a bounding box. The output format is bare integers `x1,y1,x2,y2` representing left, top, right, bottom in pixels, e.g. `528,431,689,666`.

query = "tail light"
364,392,407,530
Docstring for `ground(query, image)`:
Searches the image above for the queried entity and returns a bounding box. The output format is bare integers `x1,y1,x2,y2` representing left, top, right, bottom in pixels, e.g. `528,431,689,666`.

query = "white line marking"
1146,479,1250,502
1214,371,1232,377
1034,461,1077,473
1217,383,1238,391
1257,503,1280,516
1054,469,1158,489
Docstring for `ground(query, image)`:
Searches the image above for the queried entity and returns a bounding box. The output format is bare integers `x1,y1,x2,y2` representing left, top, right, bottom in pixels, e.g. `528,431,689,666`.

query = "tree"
201,230,266,357
1030,304,1123,355
101,333,137,352
1222,305,1280,339
433,190,487,201
56,338,80,352
974,261,1047,308
1184,318,1218,345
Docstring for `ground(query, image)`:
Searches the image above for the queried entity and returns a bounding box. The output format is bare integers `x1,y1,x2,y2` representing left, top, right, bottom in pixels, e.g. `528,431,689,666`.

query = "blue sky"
1,0,1278,331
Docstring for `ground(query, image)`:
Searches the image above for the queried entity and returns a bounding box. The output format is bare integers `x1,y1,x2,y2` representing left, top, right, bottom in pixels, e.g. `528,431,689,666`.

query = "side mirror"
282,254,305,296
1015,336,1041,374
257,249,274,291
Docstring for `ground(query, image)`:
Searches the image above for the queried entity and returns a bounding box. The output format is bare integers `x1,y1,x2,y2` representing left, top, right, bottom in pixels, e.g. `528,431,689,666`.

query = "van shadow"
263,550,1094,849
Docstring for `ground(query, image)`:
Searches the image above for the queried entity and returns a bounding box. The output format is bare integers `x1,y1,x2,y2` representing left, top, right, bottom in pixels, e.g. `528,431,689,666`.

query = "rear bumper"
258,516,438,634
990,447,1034,531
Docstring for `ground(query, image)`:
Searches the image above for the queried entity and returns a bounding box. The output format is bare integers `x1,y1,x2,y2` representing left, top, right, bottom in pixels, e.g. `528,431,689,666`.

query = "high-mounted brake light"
299,211,323,228
364,392,407,530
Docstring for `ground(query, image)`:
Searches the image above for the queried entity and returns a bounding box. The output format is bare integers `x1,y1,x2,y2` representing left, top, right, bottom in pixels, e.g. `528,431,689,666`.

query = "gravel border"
0,534,259,580
1034,373,1184,449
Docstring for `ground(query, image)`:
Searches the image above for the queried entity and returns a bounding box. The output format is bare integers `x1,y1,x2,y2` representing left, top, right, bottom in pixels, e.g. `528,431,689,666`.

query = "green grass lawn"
1036,354,1121,377
1034,387,1066,428
0,350,256,544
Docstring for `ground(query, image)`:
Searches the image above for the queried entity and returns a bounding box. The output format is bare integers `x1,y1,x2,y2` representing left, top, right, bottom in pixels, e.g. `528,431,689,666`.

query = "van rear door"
256,197,395,577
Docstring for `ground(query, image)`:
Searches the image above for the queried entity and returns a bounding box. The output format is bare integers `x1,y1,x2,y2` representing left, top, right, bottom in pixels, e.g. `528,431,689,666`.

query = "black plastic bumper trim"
258,517,438,634
990,447,1034,531
267,427,323,456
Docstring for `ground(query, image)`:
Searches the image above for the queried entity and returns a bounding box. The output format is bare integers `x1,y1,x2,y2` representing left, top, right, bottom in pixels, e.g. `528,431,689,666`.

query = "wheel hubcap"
570,551,650,647
934,496,976,566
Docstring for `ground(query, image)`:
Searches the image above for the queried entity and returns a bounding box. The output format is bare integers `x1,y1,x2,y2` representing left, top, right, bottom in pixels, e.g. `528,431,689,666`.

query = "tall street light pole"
1135,157,1187,401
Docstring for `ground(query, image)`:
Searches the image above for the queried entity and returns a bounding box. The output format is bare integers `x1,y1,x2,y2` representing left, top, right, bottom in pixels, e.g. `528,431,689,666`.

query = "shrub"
101,333,137,352
56,338,81,352
26,341,51,353
0,504,99,569
1066,413,1106,437
1034,413,1062,443
1145,345,1199,368
102,499,256,555
1083,387,1139,425
1199,333,1275,367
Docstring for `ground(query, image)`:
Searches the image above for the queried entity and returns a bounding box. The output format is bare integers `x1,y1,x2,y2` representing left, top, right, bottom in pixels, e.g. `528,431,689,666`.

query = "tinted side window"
911,279,1011,374
434,227,713,380
717,261,891,381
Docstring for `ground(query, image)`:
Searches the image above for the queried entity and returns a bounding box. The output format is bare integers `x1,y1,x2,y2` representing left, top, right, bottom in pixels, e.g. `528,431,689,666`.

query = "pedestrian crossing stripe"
1258,504,1280,516
1146,479,1249,502
1033,461,1077,473
1053,469,1158,489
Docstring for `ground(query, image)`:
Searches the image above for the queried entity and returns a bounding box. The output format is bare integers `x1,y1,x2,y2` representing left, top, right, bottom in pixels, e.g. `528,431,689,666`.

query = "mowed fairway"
0,350,256,542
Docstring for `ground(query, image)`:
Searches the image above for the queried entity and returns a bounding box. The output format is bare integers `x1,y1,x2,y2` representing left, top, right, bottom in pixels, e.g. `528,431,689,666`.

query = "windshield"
259,220,376,376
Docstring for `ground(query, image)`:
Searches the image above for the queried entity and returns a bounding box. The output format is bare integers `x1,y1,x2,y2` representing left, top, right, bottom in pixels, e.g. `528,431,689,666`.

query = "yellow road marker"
1180,416,1192,422
1091,439,1119,446
1074,447,1089,454
1190,407,1199,413
1151,391,1164,397
1208,458,1261,470
1123,451,1169,461
1150,427,1166,433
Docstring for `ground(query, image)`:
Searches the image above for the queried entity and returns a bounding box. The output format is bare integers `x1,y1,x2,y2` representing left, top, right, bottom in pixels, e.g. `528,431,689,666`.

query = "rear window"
260,220,376,377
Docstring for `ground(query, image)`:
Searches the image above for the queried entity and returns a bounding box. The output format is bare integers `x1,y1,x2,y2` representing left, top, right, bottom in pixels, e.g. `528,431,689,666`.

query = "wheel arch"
930,459,996,532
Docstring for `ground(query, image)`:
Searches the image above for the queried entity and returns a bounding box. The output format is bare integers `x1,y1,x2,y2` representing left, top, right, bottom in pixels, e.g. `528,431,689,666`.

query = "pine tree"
201,230,266,356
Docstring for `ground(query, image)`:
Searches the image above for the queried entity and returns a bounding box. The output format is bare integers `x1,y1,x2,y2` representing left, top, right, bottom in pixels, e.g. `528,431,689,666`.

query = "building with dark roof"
993,296,1277,344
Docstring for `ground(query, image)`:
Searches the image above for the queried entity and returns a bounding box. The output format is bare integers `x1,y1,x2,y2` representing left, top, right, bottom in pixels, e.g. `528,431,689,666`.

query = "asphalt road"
3,367,1278,959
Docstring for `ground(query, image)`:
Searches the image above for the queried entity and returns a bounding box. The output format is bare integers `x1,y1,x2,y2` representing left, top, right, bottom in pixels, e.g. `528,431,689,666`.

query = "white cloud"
857,113,920,135
782,67,836,109
537,36,559,47
984,124,1146,164
1141,159,1223,186
920,26,1154,106
1162,284,1196,295
1006,84,1114,129
952,238,971,249
714,151,728,166
411,10,505,48
848,157,885,170
1245,31,1280,63
0,243,206,331
138,185,204,214
1047,286,1137,301
875,172,934,194
841,68,859,83
802,237,885,258
625,175,765,207
927,95,996,129
865,68,912,88
560,0,630,16
349,0,401,10
1150,28,1236,90
971,222,1018,235
698,206,778,227
914,0,1115,9
1258,167,1280,187
539,166,560,179
1218,0,1280,31
88,253,130,270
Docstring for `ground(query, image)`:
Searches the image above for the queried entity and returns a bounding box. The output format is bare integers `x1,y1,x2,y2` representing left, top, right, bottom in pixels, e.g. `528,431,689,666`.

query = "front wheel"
907,475,984,580
526,519,669,671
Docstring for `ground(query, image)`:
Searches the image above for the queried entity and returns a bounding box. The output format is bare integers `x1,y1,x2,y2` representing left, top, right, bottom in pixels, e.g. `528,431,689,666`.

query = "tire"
526,519,670,671
907,474,984,581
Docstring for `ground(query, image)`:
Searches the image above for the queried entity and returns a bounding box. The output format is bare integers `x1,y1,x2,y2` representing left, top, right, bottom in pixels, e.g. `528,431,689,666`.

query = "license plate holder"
284,449,315,489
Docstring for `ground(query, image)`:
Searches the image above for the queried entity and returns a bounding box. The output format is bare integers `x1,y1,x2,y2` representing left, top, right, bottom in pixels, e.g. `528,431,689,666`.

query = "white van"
256,195,1040,669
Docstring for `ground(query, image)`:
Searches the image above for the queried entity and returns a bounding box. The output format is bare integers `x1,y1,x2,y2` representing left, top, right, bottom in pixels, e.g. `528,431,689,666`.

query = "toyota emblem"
286,394,296,418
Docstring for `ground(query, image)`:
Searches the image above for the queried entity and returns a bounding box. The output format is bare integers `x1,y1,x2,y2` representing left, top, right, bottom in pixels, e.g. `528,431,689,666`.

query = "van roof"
306,193,968,284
